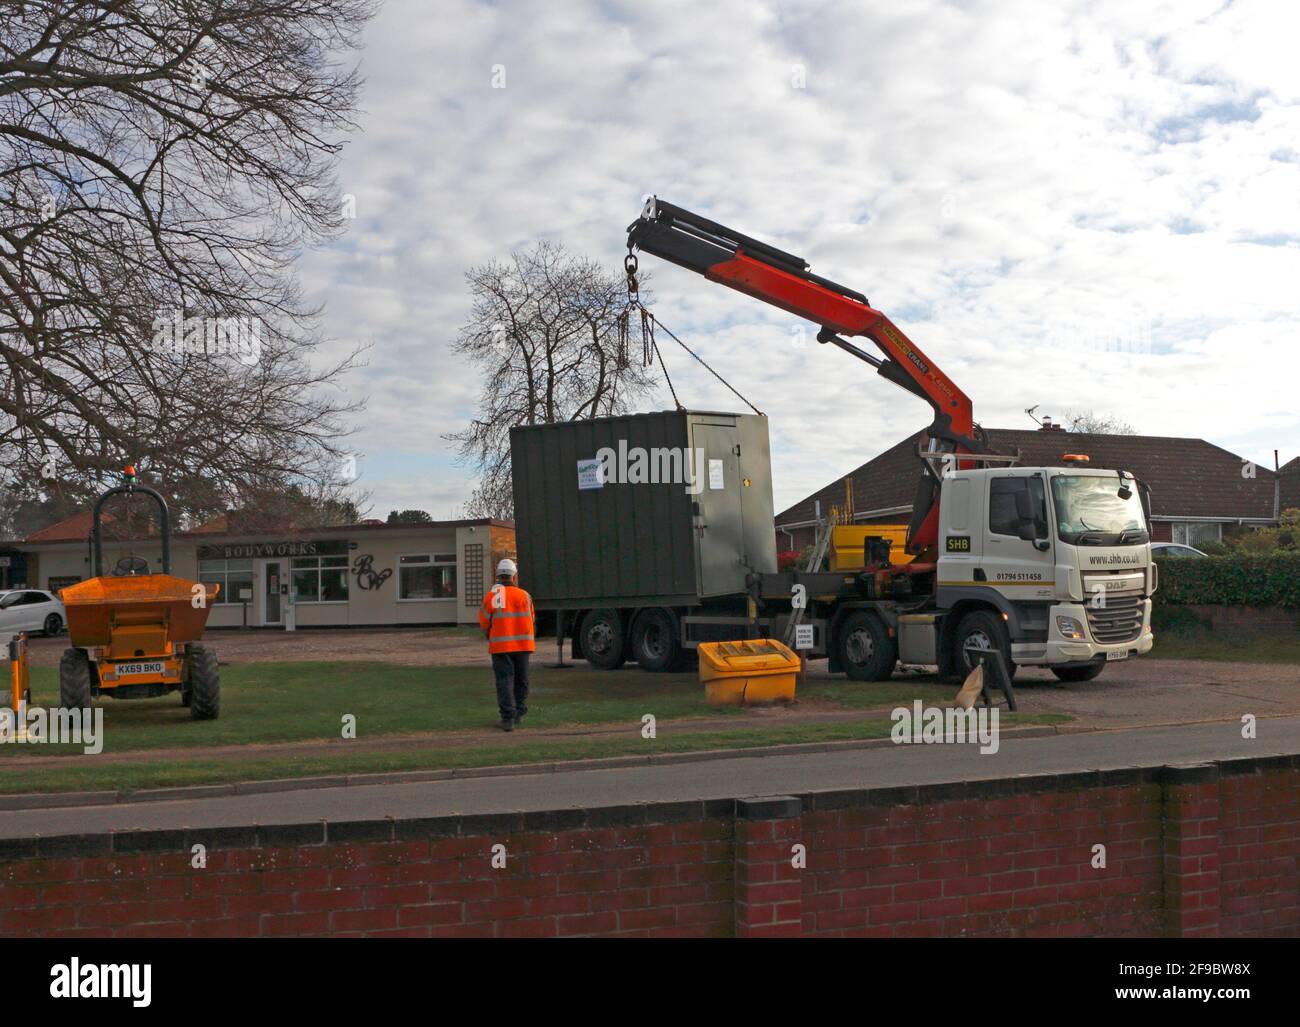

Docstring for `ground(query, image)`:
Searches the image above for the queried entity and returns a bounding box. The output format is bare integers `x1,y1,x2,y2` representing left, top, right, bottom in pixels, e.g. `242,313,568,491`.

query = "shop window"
292,555,349,602
198,559,254,605
399,553,456,599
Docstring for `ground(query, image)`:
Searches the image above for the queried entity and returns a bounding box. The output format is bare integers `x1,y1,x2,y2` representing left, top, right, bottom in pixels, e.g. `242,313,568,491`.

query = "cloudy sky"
298,0,1300,518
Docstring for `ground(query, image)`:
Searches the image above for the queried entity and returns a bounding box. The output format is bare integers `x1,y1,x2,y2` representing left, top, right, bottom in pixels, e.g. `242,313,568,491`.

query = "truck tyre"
836,610,896,681
579,609,627,670
188,645,220,720
630,608,681,672
1051,663,1105,682
954,610,1017,681
59,648,93,710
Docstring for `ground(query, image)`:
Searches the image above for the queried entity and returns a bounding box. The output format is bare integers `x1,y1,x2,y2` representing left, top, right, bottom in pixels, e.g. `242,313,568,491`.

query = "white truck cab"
921,462,1155,681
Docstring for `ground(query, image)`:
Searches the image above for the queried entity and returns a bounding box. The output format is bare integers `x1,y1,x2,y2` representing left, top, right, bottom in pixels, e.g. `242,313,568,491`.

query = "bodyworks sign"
196,540,349,560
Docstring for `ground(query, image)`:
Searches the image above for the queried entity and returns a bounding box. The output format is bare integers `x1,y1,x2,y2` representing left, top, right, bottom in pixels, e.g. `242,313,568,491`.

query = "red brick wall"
800,782,1165,937
0,810,736,939
1219,764,1300,936
2,759,1297,938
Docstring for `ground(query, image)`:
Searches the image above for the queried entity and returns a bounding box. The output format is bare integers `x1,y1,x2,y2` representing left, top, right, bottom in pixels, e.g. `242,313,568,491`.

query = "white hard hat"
496,558,518,577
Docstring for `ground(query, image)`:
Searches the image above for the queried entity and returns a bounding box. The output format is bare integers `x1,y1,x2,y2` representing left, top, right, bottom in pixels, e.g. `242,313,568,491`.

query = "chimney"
1039,417,1062,432
1275,449,1281,523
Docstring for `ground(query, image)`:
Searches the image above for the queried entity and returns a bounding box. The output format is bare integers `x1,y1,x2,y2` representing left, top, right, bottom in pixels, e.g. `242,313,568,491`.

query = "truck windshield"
1050,474,1149,546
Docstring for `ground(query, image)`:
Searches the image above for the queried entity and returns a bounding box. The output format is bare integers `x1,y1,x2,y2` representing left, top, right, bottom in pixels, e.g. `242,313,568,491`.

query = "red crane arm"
627,198,988,554
702,251,974,442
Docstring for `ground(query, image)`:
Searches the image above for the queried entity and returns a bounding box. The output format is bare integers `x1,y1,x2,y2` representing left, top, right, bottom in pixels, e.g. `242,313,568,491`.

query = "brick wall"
2,756,1297,938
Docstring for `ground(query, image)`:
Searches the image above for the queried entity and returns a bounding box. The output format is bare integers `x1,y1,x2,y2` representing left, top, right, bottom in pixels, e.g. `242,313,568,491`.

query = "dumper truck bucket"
60,576,218,650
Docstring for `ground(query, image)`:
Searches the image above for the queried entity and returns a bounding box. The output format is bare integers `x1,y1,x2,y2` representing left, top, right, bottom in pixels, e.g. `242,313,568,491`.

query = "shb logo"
50,959,151,1007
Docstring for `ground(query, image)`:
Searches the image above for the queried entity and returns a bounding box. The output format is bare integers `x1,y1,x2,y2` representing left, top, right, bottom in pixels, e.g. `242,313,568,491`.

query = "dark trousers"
492,652,530,721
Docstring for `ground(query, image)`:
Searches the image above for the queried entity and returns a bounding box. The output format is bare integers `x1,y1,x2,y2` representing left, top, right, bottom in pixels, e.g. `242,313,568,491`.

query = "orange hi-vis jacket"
479,584,536,654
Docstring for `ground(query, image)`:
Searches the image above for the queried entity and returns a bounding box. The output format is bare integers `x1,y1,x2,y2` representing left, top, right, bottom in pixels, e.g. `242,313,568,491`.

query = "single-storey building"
8,514,515,628
775,424,1288,551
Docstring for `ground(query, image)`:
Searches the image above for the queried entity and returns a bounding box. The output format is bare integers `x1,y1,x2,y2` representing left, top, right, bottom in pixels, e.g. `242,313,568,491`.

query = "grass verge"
1144,629,1300,663
4,661,974,755
0,712,1068,795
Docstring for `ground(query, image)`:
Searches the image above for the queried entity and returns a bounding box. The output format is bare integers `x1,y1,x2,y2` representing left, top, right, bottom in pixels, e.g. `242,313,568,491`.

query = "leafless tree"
0,0,379,529
445,240,659,518
1065,410,1137,435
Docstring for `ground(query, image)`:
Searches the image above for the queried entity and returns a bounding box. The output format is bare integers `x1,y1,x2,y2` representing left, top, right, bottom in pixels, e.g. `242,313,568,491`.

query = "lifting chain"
616,250,655,369
615,247,761,416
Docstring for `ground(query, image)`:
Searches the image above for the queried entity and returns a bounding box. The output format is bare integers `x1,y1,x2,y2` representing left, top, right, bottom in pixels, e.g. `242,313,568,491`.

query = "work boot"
497,718,514,732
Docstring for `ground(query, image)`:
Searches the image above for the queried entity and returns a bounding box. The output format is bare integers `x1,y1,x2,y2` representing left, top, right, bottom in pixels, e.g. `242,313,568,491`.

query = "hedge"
1154,553,1300,608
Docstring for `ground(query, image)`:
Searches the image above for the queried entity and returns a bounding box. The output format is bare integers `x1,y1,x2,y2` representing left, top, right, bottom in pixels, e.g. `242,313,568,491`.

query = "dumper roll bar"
92,477,171,577
627,197,999,555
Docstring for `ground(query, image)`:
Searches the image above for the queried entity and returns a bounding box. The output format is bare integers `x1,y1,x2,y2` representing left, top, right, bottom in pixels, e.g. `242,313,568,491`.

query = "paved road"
5,717,1298,839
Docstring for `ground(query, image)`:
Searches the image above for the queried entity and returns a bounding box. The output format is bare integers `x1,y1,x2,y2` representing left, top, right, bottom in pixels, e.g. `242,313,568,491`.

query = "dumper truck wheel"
631,608,681,672
1051,663,1105,682
836,610,896,681
579,609,626,670
188,645,220,720
59,648,93,710
954,610,1017,681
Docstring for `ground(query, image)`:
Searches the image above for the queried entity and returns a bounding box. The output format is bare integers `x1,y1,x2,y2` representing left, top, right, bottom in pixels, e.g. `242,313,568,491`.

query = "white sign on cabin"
577,458,604,491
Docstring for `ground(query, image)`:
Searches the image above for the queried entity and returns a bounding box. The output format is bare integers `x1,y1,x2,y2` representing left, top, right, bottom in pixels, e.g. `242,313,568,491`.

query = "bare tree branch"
0,0,380,530
444,241,658,518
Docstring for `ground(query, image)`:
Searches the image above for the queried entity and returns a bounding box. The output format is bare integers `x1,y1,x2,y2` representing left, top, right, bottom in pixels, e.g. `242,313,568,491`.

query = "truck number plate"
1105,650,1128,662
116,661,164,676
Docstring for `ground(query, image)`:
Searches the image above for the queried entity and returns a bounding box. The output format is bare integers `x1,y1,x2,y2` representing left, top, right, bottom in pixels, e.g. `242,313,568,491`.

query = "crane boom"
626,197,995,556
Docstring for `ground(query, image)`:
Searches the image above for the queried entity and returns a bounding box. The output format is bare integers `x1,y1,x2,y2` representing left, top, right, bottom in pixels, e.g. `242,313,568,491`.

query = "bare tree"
1065,410,1137,435
0,0,379,528
445,241,659,518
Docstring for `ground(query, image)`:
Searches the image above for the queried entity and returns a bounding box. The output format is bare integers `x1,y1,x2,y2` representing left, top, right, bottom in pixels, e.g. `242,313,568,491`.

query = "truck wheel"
1051,663,1105,682
954,610,1017,681
579,609,627,670
836,610,896,681
188,645,220,720
631,608,681,672
59,648,93,710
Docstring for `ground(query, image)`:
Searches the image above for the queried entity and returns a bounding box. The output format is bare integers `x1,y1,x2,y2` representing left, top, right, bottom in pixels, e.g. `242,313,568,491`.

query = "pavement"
4,715,1298,840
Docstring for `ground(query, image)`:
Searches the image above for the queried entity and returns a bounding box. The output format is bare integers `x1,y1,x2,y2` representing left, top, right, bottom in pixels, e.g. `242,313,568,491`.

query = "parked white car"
0,589,67,640
1150,543,1209,558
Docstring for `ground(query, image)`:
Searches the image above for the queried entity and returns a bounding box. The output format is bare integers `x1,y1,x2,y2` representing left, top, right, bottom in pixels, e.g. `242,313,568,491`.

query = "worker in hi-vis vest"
478,558,535,731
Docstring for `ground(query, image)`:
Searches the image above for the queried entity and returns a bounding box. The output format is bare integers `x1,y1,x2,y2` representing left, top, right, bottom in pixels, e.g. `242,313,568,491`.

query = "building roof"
1281,456,1300,512
23,514,514,548
776,426,1280,526
25,511,109,544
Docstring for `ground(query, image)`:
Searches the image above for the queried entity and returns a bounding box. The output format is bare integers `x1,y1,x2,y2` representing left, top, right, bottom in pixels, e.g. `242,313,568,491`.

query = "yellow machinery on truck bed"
828,524,914,571
58,466,220,719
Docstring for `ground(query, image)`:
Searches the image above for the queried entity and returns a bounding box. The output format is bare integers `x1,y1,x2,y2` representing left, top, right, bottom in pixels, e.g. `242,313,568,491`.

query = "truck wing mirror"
1016,520,1037,542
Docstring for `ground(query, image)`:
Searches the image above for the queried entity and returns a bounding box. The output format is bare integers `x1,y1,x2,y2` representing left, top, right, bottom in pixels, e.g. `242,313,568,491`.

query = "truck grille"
1087,594,1143,644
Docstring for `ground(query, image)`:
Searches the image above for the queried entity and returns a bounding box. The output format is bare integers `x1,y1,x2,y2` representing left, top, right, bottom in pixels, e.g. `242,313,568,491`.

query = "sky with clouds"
297,0,1300,519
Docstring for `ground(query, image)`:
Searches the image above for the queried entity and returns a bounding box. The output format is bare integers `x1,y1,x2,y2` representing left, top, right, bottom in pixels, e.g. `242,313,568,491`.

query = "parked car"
1150,543,1208,558
0,589,67,639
